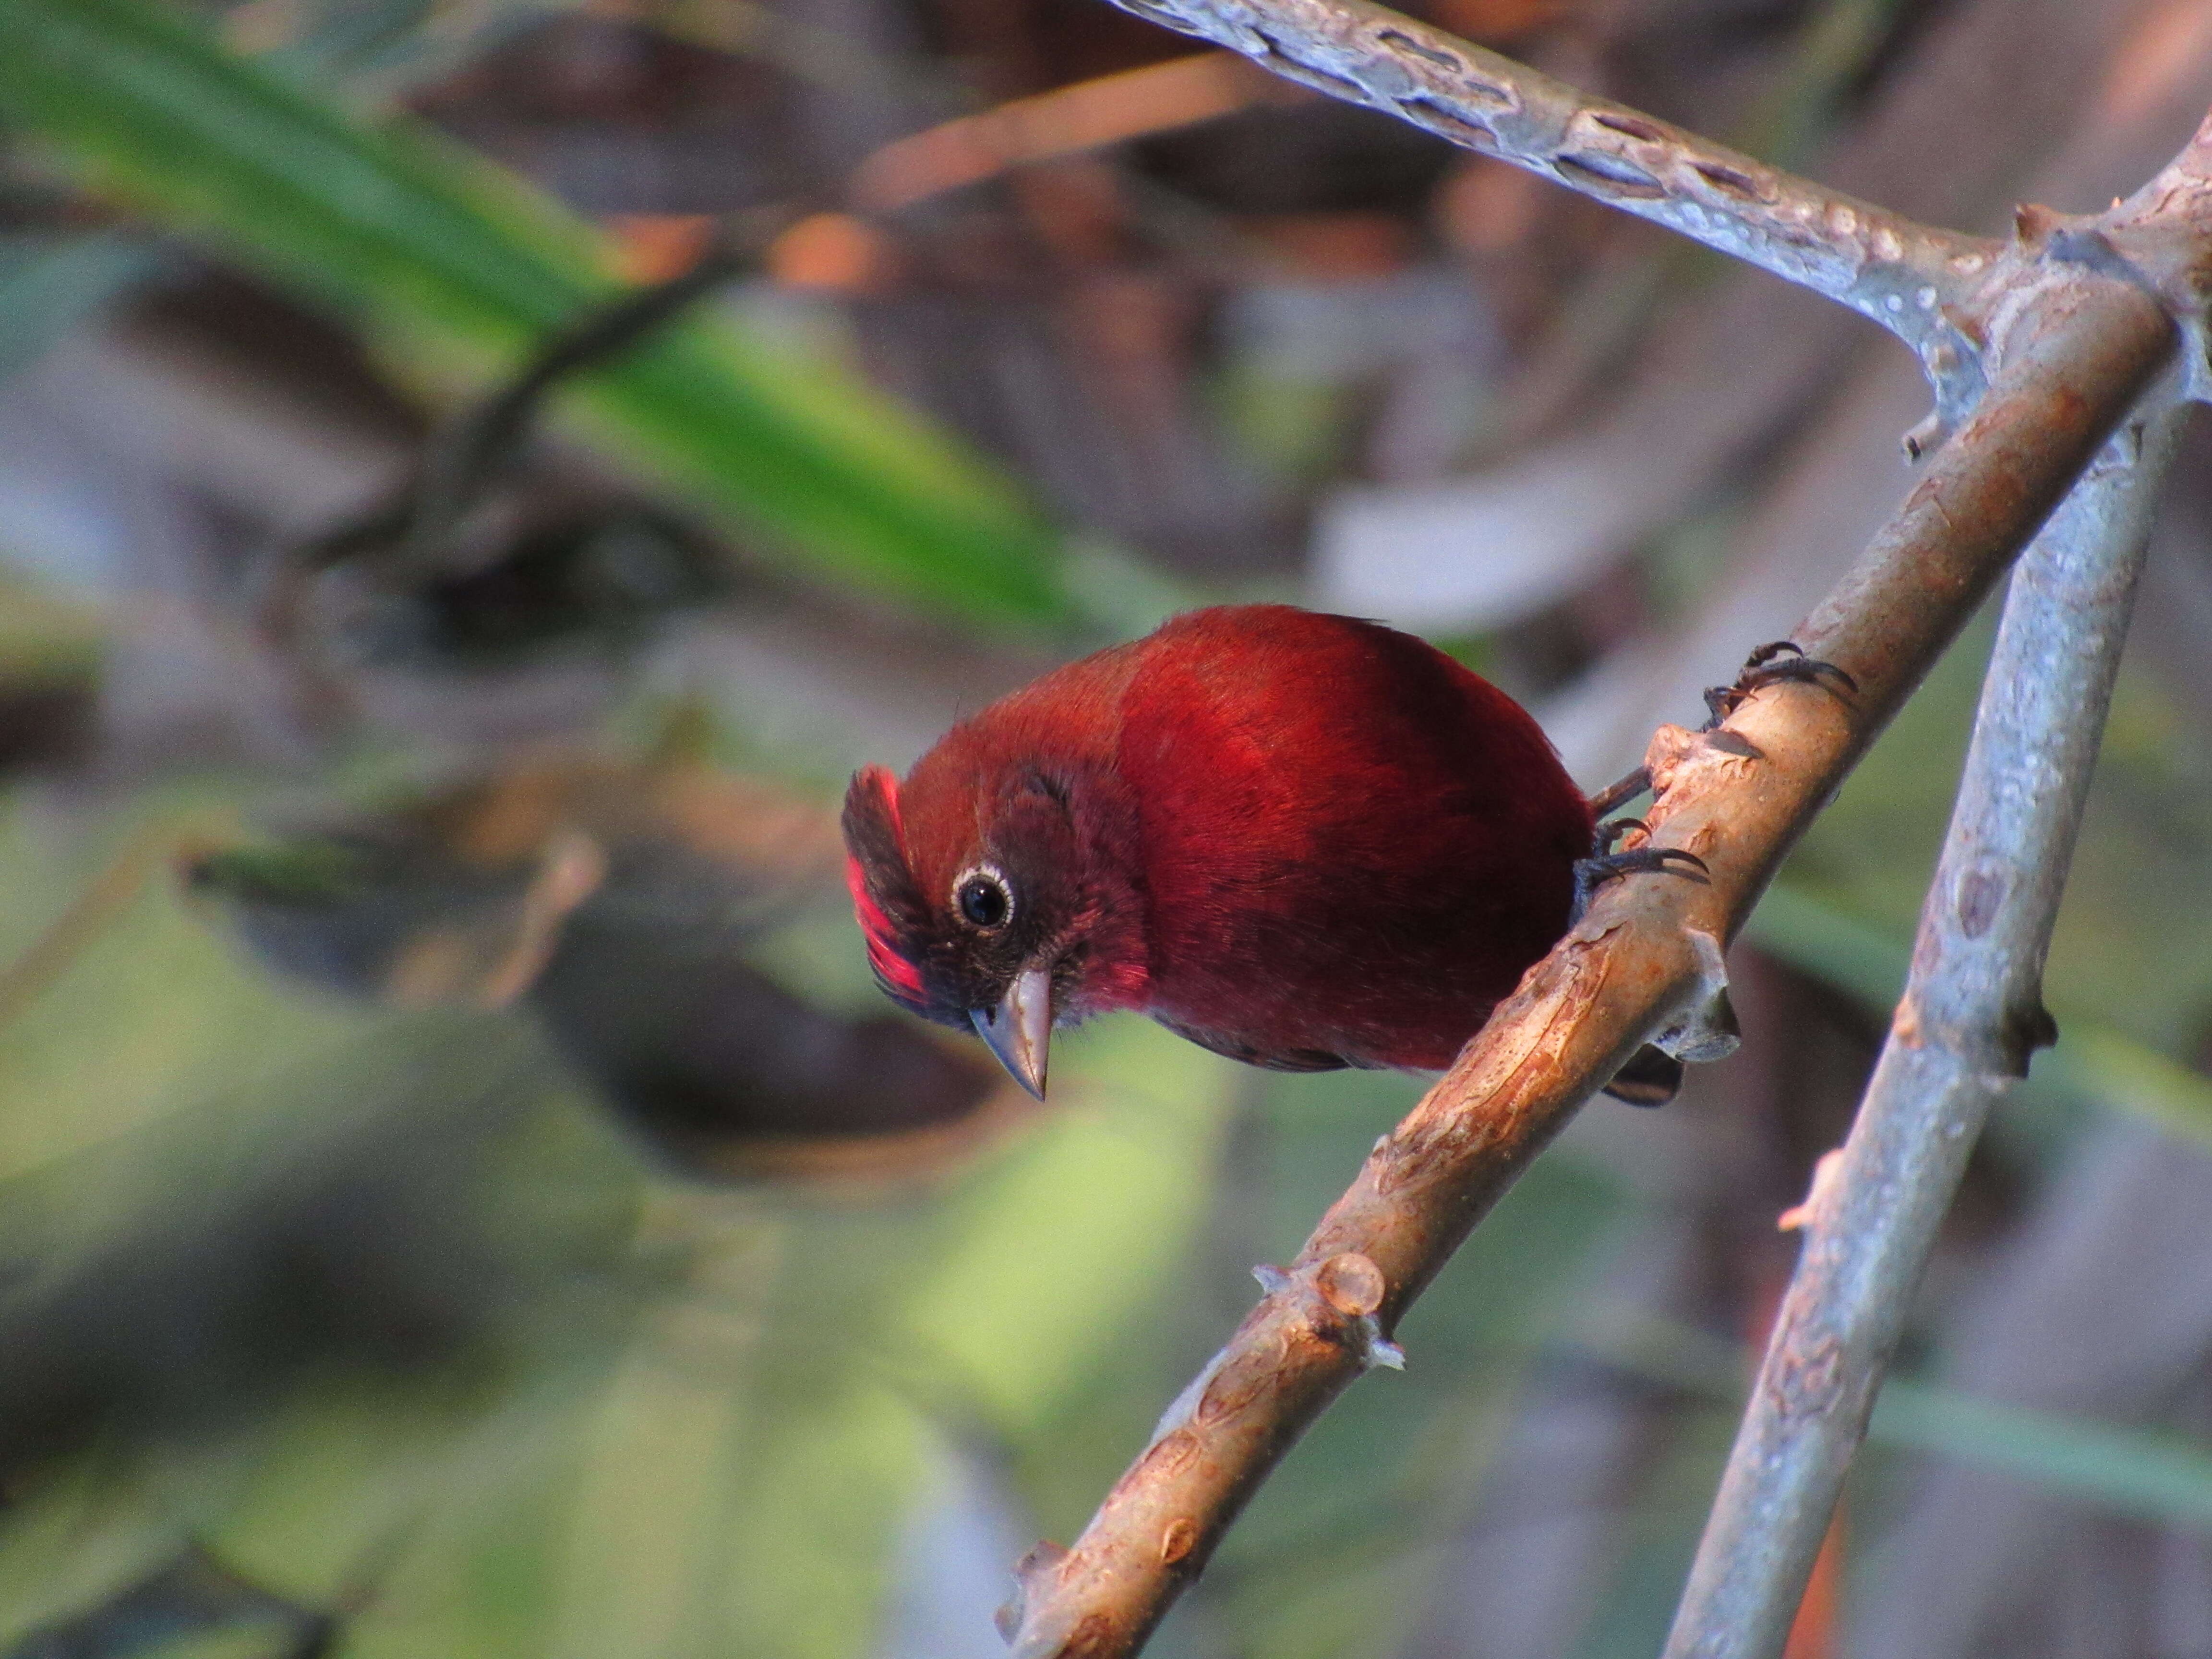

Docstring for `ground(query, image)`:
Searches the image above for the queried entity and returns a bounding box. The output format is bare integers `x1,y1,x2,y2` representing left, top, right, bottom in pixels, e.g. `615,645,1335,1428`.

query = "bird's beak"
971,966,1052,1101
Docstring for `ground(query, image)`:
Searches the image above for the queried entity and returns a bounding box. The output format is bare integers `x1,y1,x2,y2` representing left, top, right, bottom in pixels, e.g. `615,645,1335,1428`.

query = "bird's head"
841,752,1138,1100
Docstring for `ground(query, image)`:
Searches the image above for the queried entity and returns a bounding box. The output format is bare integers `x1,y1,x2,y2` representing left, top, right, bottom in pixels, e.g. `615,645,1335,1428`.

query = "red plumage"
842,604,1596,1092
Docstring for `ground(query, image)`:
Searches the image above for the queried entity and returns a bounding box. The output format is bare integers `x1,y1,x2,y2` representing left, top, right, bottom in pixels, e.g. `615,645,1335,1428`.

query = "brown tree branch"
1657,116,2212,1659
998,54,2212,1659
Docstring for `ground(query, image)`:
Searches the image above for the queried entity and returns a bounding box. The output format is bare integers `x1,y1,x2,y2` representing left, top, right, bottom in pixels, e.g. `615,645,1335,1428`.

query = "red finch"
842,604,1686,1102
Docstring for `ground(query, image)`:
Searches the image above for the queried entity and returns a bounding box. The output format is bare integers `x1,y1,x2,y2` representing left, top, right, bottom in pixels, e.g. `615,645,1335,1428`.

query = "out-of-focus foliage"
3,0,2212,1653
1748,881,2212,1148
0,783,1622,1659
0,0,1071,628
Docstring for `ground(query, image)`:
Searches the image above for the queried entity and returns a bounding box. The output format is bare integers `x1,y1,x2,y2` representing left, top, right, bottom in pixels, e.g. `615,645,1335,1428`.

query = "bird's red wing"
1121,608,1589,1070
1152,1014,1363,1073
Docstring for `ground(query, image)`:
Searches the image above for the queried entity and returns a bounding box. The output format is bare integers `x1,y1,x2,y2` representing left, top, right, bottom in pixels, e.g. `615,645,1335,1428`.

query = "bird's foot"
1572,825,1708,1107
1592,816,1647,856
1586,766,1652,821
1702,640,1858,729
1571,830,1709,925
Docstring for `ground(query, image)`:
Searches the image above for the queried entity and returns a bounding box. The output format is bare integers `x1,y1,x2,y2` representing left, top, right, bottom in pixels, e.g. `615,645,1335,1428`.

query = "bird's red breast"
843,605,1593,1084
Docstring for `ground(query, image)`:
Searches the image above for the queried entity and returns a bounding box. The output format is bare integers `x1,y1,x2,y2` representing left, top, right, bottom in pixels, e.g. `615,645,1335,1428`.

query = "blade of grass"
0,0,1075,628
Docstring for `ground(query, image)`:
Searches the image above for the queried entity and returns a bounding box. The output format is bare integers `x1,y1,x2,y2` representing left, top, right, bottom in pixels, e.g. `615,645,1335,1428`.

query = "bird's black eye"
956,869,1012,930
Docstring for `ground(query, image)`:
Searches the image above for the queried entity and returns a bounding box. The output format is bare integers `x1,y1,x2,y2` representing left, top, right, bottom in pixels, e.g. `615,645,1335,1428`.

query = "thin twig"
1091,0,2000,423
1001,224,2181,1659
401,239,763,572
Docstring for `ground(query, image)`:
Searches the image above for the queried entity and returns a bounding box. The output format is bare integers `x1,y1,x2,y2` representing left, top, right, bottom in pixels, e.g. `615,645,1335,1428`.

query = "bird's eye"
955,869,1012,930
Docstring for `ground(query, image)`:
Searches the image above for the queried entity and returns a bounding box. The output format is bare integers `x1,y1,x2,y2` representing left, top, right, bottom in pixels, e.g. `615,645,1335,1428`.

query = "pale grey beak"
971,966,1052,1100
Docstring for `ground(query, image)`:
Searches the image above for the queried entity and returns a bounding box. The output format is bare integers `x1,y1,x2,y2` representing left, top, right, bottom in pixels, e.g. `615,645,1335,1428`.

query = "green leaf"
1740,880,1911,1013
0,799,364,1185
162,1017,1239,1659
2041,1025,2212,1150
0,231,159,383
0,0,1076,628
0,1452,185,1648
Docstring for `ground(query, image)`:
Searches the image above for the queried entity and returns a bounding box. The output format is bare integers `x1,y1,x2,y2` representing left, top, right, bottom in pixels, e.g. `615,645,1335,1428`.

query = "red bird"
842,604,1678,1101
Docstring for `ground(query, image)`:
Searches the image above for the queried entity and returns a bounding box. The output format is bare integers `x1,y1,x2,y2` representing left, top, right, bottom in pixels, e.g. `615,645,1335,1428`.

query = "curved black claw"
1570,842,1710,924
1702,640,1859,729
1593,816,1647,855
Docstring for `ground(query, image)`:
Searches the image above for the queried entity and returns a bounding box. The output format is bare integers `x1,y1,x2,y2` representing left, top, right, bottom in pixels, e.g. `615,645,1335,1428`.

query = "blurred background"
4,0,2212,1655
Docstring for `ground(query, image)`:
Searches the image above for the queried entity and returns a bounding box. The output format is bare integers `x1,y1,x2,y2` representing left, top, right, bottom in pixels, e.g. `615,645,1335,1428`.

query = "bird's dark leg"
1571,819,1709,926
1703,640,1858,728
1575,648,1827,1112
1573,820,1706,1110
1586,766,1652,821
1590,639,1847,840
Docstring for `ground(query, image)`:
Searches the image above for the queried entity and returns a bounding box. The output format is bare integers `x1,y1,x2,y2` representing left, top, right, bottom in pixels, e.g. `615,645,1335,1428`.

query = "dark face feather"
840,765,931,1014
840,762,1090,1033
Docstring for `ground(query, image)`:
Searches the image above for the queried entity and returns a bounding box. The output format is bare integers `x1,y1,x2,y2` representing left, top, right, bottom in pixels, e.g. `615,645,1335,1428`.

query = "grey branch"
1660,398,2189,1659
2103,110,2212,404
1095,0,1999,399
